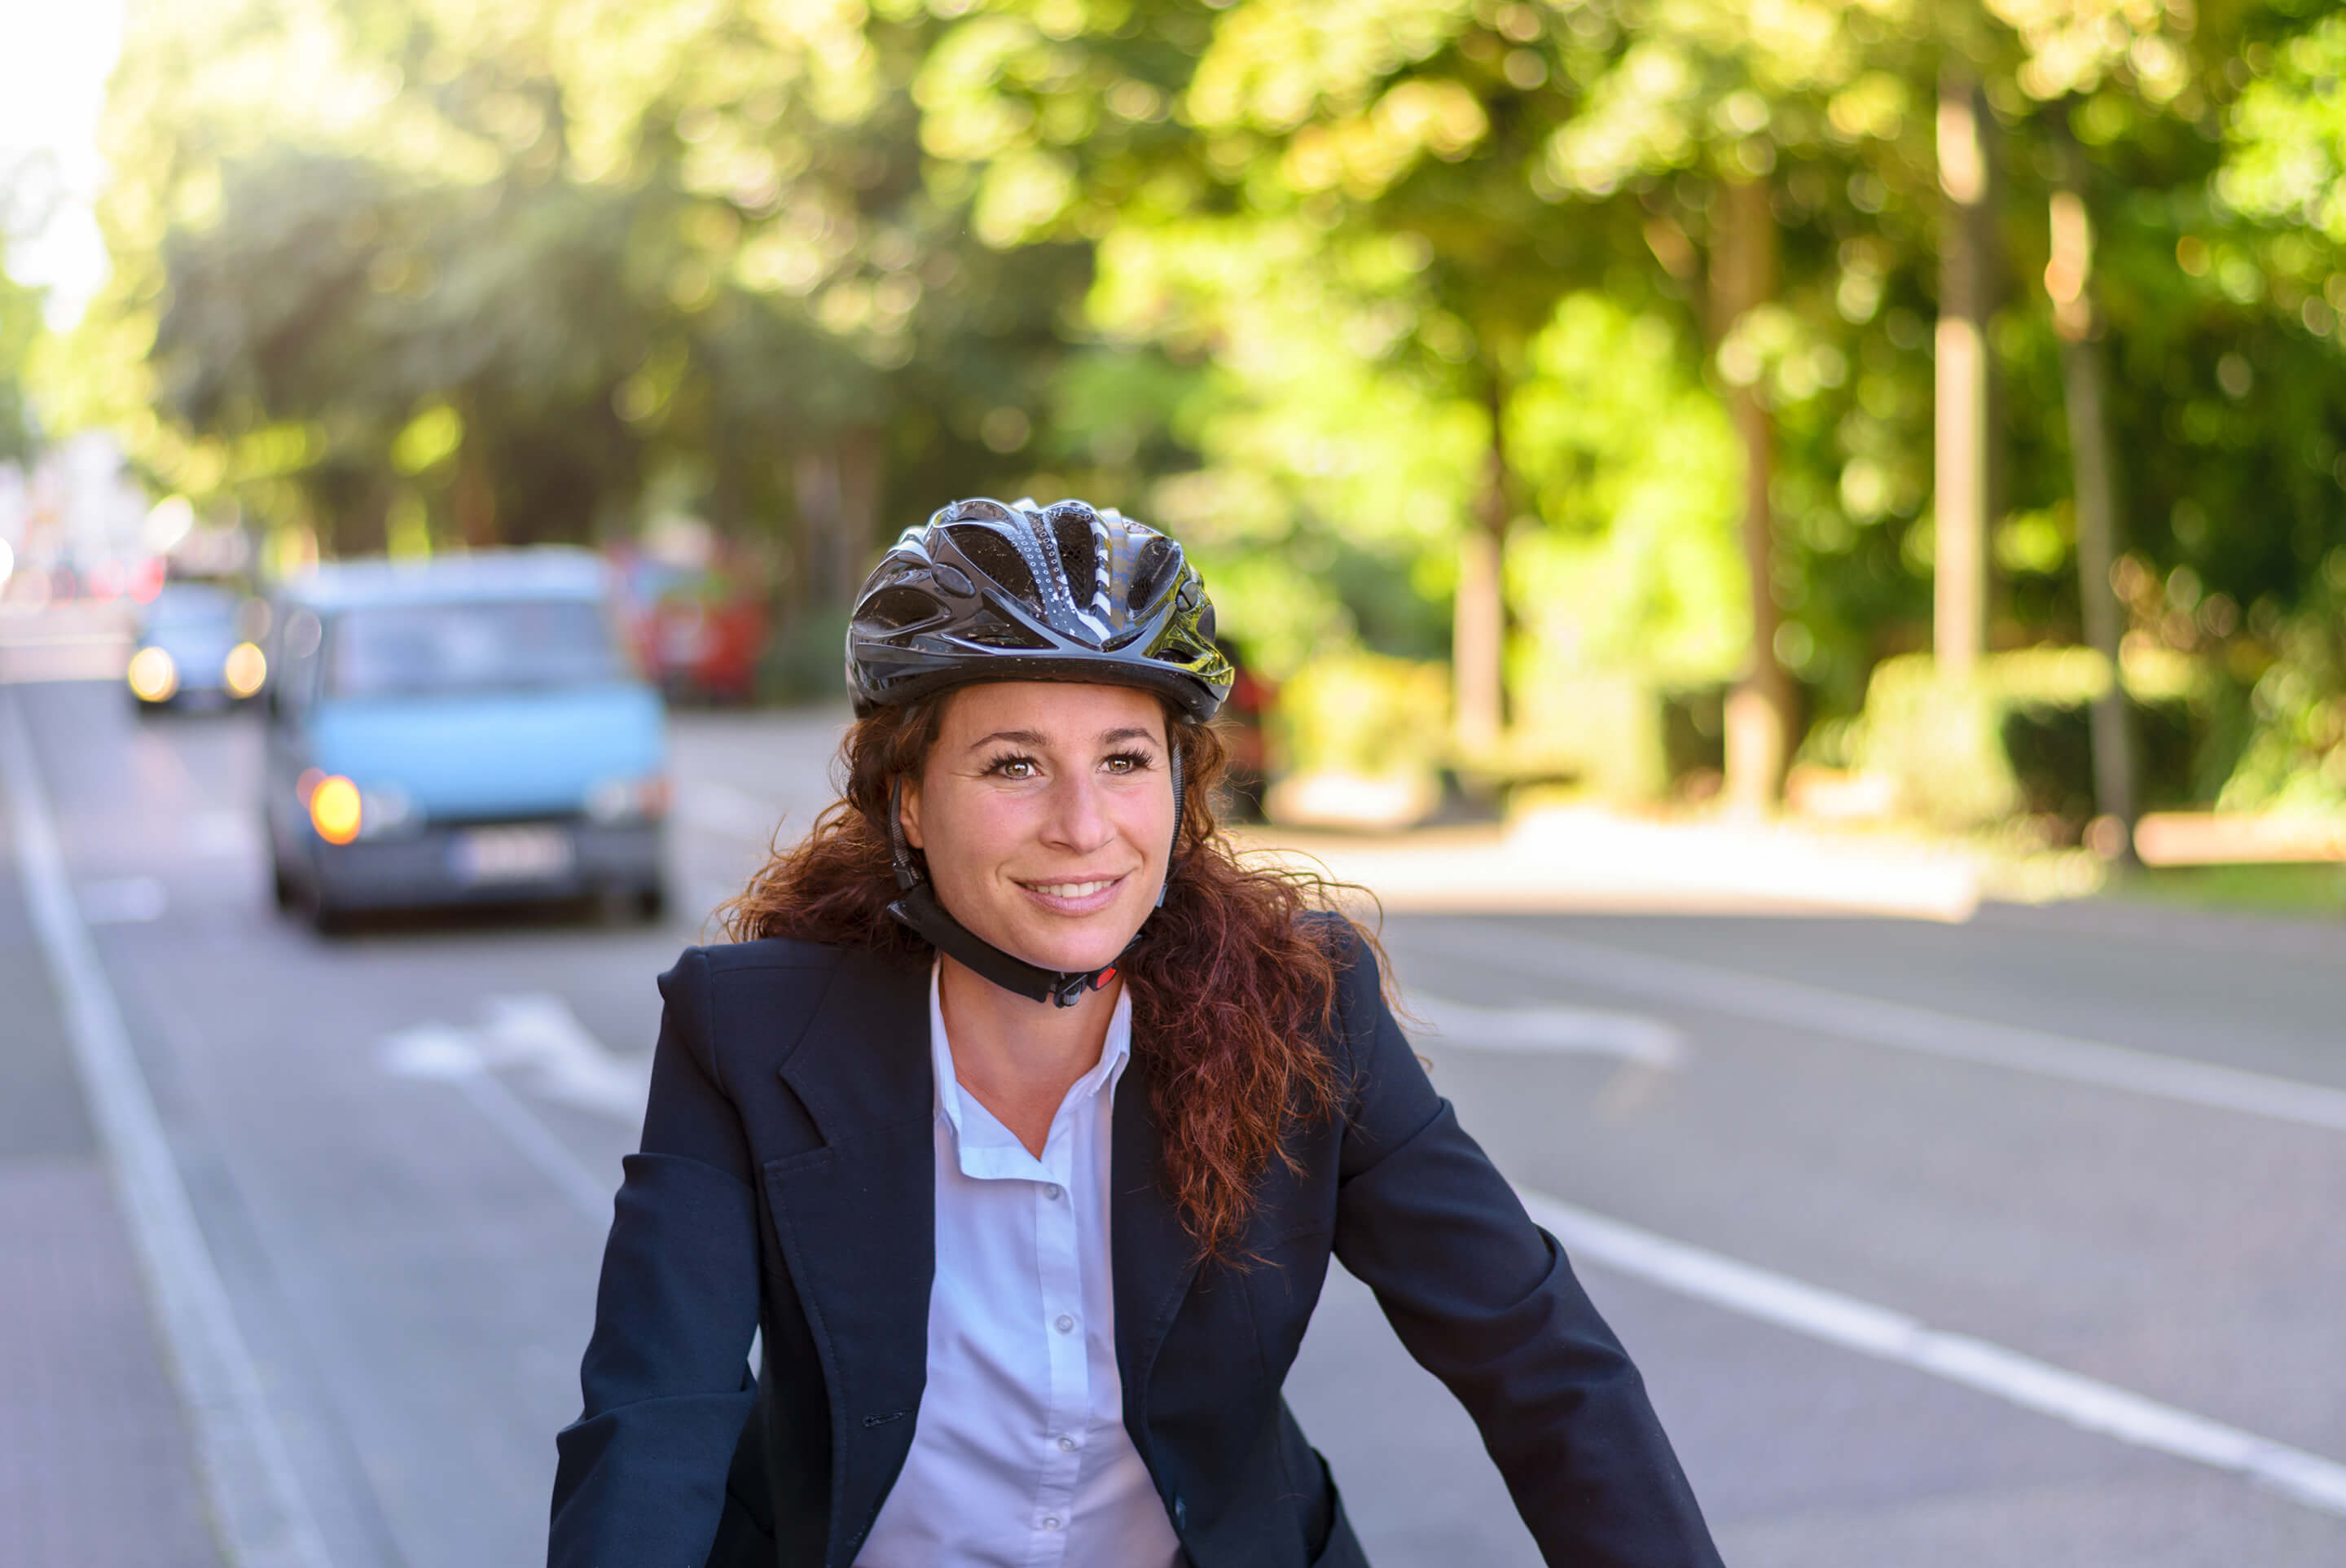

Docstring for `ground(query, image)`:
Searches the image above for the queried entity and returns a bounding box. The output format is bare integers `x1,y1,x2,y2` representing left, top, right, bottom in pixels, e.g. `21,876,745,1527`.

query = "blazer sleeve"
1324,923,1723,1568
549,947,762,1568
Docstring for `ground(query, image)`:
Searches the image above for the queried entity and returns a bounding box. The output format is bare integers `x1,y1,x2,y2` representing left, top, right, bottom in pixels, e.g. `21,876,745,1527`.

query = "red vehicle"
609,545,771,705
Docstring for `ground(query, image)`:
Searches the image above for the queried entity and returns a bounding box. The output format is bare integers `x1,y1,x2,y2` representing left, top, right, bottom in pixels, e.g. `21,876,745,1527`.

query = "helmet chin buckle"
887,778,1154,1008
885,880,1137,1008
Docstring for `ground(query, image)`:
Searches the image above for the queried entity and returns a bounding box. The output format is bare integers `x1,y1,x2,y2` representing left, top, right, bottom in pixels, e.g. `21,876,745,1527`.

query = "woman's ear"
898,776,925,850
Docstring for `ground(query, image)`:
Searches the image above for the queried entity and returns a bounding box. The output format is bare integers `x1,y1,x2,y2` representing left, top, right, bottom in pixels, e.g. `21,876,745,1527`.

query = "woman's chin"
995,910,1149,977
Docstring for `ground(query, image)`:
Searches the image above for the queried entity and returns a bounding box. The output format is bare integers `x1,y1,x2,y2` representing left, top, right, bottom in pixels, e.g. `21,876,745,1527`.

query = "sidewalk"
1237,803,1988,923
0,770,219,1566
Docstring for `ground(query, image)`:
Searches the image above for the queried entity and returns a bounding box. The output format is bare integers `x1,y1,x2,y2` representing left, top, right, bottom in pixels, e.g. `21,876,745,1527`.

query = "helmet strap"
885,777,1142,1008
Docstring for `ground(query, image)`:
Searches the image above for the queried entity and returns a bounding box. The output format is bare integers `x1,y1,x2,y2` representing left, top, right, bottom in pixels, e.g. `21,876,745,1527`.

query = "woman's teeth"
1029,878,1118,898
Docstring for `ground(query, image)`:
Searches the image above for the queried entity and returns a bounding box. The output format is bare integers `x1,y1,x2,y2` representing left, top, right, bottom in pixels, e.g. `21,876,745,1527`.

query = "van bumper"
309,819,664,911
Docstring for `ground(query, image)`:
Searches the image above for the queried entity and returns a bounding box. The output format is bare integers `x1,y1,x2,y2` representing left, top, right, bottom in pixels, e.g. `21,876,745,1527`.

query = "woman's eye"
1102,751,1153,775
986,755,1039,780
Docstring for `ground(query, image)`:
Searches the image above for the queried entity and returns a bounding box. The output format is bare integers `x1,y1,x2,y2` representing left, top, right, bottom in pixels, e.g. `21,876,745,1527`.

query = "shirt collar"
929,957,1131,1180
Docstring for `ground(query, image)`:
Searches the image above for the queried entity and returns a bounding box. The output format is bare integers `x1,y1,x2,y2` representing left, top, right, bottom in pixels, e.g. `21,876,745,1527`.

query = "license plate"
449,825,574,884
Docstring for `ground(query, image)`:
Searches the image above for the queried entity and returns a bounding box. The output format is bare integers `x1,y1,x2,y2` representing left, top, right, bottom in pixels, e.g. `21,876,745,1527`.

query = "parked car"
608,544,771,705
127,581,267,710
260,549,669,930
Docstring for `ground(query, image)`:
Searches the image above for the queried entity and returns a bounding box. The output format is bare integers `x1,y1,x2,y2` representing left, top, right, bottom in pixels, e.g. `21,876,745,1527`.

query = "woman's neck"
937,955,1122,1157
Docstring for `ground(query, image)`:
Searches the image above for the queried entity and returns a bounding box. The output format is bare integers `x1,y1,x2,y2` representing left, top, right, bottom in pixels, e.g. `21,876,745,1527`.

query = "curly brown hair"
718,691,1377,1260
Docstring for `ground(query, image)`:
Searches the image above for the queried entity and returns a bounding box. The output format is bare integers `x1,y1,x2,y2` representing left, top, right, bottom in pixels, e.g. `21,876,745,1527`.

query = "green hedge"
1852,649,2240,831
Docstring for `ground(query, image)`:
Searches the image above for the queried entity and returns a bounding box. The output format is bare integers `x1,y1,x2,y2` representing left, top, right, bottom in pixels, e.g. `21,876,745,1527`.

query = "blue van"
261,550,669,929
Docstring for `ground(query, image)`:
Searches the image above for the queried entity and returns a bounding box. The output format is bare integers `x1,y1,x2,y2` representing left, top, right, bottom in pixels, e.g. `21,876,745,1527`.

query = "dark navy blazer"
548,920,1721,1568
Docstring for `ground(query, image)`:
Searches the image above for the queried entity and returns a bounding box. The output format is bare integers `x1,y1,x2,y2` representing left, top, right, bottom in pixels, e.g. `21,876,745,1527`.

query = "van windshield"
327,600,627,697
147,585,238,630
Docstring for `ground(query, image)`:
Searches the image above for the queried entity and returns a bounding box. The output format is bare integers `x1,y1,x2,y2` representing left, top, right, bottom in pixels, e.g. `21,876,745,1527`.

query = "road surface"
4,675,2344,1566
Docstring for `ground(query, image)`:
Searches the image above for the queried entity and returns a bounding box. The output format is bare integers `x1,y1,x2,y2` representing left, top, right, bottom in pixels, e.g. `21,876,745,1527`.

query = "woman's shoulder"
683,933,859,976
658,937,925,1087
664,934,920,999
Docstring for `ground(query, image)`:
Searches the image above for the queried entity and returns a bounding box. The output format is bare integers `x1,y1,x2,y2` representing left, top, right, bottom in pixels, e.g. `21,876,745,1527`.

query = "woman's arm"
549,947,763,1567
1325,925,1723,1568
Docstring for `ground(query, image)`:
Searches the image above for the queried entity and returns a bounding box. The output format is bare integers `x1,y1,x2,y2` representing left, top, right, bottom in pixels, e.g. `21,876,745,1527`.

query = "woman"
550,497,1721,1568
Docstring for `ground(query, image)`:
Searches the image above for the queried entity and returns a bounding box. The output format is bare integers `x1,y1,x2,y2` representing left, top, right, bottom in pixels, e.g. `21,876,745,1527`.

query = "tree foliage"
56,0,2346,812
0,238,39,468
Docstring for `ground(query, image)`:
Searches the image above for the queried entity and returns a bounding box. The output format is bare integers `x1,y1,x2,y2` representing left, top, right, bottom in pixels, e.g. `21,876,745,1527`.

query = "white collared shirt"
852,964,1184,1568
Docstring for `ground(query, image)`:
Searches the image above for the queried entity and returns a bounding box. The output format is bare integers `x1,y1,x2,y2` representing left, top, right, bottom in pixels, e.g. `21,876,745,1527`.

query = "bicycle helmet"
846,497,1232,1007
846,496,1232,722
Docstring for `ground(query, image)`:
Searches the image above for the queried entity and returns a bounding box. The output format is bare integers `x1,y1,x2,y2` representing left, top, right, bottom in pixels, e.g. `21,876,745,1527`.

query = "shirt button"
1057,1435,1079,1452
1054,1314,1075,1334
1042,1516,1062,1531
1043,1184,1064,1201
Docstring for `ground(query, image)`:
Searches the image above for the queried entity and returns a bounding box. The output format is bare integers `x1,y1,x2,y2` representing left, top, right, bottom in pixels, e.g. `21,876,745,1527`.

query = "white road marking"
480,994,652,1121
379,1004,767,1372
381,1023,617,1224
1518,1186,2346,1518
80,873,168,923
1408,995,1685,1068
0,691,336,1568
1450,921,2346,1135
381,994,650,1123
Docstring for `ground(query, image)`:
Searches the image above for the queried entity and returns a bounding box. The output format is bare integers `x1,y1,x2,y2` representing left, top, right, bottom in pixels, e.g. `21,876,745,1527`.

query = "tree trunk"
1452,376,1509,759
793,427,885,611
2047,110,2140,862
453,441,499,550
1935,69,1995,678
1714,173,1791,815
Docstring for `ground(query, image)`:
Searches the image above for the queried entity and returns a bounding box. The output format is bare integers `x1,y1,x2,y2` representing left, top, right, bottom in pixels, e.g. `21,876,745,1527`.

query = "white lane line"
378,1009,765,1371
0,691,336,1568
1408,995,1685,1068
378,1023,617,1224
459,1071,617,1226
1518,1187,2346,1518
1448,921,2346,1135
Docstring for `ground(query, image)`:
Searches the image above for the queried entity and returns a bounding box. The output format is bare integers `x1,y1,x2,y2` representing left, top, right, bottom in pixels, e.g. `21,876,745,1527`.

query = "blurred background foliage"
17,0,2346,827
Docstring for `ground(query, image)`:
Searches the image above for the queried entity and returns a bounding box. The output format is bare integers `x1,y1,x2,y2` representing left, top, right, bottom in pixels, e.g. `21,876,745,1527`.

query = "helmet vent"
1048,507,1105,613
1128,535,1177,613
947,525,1040,608
860,585,944,630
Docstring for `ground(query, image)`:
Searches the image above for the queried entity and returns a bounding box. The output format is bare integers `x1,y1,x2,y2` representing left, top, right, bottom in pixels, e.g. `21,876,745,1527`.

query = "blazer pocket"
1306,1449,1371,1568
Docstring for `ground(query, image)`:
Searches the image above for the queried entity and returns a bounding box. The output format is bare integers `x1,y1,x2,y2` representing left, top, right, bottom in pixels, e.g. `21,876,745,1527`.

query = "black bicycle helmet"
848,496,1231,1008
846,496,1232,722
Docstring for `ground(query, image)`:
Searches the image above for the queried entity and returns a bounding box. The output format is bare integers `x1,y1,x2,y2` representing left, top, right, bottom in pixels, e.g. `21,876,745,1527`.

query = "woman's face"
901,680,1175,975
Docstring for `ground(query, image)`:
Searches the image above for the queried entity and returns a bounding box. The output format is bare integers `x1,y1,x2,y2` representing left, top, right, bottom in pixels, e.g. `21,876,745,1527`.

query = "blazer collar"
1109,1042,1204,1464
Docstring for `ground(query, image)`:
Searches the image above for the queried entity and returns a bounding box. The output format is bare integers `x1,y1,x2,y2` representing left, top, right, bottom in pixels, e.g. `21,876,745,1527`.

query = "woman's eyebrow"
965,725,1160,751
967,728,1048,750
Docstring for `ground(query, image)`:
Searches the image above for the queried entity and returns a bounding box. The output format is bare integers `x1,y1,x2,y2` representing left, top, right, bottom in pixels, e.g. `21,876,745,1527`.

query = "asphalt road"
7,674,2345,1567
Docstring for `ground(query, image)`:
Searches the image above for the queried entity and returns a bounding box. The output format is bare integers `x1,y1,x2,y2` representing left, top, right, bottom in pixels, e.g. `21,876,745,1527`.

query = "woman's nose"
1041,773,1114,851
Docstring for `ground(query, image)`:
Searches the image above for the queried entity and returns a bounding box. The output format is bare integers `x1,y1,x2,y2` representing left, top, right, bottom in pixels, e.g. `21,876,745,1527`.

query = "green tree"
0,235,40,468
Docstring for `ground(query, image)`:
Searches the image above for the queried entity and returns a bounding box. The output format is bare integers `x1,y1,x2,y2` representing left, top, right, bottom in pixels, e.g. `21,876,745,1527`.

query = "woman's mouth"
1016,873,1128,913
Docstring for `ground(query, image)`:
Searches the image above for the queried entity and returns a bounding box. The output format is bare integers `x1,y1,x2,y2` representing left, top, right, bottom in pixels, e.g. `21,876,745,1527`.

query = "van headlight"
223,642,267,699
307,777,416,844
128,647,179,702
586,774,670,824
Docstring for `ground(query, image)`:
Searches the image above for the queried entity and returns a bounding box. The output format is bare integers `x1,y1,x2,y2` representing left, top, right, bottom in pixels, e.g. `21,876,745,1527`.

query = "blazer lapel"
1110,1043,1203,1467
762,947,936,1567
